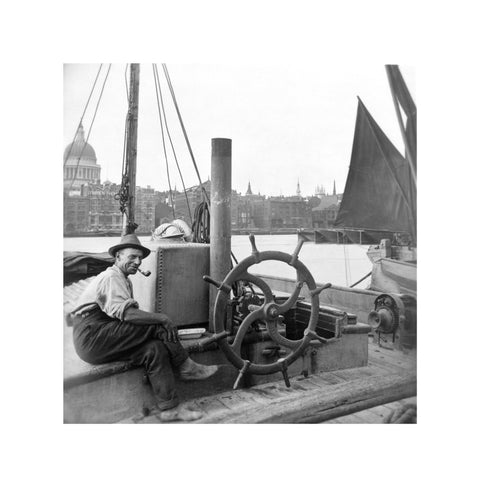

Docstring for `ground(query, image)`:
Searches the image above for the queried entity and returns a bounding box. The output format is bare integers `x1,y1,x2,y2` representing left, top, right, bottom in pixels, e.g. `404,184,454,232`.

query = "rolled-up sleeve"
96,272,139,320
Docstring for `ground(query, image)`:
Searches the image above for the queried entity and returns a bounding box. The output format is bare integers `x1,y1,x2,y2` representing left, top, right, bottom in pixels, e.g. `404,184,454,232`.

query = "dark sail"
334,99,416,236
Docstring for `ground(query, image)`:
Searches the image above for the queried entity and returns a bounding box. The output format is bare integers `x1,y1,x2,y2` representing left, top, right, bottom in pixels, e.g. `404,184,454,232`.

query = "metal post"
209,138,232,331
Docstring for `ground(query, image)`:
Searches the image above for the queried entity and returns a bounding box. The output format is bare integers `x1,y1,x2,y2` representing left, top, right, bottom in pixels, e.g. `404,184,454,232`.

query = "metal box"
129,241,210,327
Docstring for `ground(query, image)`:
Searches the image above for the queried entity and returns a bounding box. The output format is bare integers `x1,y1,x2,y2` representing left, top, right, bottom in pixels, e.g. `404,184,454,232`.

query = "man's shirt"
72,265,139,320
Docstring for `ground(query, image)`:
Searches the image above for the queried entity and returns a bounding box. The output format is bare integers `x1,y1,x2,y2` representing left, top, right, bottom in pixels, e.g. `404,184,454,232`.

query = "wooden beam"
124,63,140,235
198,373,416,423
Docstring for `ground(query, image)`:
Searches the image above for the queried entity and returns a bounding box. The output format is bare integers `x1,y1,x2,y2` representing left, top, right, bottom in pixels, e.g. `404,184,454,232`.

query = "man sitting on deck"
71,233,218,422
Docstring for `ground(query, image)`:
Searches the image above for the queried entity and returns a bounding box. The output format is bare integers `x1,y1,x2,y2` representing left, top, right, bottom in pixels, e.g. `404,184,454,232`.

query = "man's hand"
121,307,179,342
160,315,178,342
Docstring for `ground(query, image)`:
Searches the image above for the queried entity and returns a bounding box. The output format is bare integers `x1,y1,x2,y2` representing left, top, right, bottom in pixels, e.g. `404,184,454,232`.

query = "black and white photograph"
5,1,478,485
63,62,417,424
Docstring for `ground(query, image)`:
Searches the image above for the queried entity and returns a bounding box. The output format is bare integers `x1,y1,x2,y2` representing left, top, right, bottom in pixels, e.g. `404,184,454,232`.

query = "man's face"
116,248,144,275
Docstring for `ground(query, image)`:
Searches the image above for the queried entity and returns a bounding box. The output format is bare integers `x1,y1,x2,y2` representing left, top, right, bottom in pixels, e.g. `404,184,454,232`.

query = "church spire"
296,178,301,197
246,181,253,195
75,122,85,143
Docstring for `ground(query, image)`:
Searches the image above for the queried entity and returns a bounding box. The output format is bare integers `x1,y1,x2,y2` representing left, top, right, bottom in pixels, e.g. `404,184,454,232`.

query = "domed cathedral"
64,123,101,191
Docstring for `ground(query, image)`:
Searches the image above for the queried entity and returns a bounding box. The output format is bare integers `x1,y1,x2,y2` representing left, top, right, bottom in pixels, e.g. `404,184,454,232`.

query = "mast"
123,63,140,235
385,65,417,244
385,65,417,188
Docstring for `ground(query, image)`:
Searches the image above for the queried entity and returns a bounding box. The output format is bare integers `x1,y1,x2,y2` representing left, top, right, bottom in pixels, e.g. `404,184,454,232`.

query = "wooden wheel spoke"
232,308,265,354
278,281,304,313
265,320,302,350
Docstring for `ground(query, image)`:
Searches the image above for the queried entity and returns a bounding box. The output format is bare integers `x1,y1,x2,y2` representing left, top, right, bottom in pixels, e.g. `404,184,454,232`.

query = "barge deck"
119,340,416,424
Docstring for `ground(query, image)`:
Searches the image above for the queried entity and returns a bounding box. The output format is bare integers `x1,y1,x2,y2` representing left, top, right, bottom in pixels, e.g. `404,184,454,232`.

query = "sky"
63,63,415,197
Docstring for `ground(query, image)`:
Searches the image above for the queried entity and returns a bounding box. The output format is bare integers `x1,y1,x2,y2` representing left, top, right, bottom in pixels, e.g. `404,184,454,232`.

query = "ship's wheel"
203,234,331,389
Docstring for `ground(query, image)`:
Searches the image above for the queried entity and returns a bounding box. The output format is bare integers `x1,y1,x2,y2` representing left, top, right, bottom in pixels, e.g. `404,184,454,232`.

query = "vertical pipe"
209,138,232,331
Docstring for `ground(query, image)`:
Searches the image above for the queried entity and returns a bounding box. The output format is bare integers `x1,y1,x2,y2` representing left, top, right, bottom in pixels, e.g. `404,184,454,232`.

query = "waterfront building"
236,182,264,229
87,182,123,232
172,180,243,229
135,185,158,233
311,192,342,228
63,124,101,193
64,192,90,233
251,195,310,229
154,201,174,227
63,134,167,234
171,180,211,226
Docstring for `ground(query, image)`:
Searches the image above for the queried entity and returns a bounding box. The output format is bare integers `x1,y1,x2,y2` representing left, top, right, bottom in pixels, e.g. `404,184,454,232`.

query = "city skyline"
64,64,415,198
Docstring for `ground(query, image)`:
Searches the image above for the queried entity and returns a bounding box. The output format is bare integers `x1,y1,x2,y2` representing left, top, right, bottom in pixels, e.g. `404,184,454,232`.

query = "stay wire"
342,238,352,286
154,64,193,225
124,63,129,101
161,64,239,266
69,64,111,191
152,64,176,219
64,64,103,168
162,64,210,208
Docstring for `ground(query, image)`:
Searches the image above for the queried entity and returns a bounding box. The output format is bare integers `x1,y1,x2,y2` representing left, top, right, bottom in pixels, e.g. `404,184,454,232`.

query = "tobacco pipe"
138,268,151,277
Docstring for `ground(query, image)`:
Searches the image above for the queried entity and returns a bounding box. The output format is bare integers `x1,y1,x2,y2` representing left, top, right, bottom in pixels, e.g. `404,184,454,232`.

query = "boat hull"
369,258,416,296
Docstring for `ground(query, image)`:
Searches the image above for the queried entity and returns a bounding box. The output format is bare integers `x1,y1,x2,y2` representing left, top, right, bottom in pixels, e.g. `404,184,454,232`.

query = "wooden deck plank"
119,337,417,425
193,397,230,415
329,366,377,381
364,363,398,377
372,353,416,370
305,372,344,386
368,355,415,374
369,346,416,364
191,372,416,423
321,397,417,424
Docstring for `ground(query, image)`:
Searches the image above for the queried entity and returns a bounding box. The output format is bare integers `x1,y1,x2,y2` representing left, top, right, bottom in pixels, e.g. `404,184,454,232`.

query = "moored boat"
63,64,416,423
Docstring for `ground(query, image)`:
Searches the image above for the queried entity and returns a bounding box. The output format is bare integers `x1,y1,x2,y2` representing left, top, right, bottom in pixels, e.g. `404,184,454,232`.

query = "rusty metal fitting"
264,302,280,320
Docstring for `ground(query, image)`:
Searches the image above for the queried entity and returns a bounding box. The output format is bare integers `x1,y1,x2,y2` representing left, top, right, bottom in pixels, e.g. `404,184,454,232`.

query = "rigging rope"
192,201,210,243
342,235,352,286
153,64,194,225
64,64,103,168
159,66,239,263
349,271,372,288
162,64,210,208
124,63,129,101
68,64,111,191
152,64,176,220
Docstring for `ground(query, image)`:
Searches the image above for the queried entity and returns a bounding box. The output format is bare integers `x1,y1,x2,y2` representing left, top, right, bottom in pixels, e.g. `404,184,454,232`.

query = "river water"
63,234,372,288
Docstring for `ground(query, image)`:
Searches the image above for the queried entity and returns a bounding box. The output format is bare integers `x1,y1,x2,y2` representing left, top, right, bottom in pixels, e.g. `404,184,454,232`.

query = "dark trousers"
72,308,189,411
